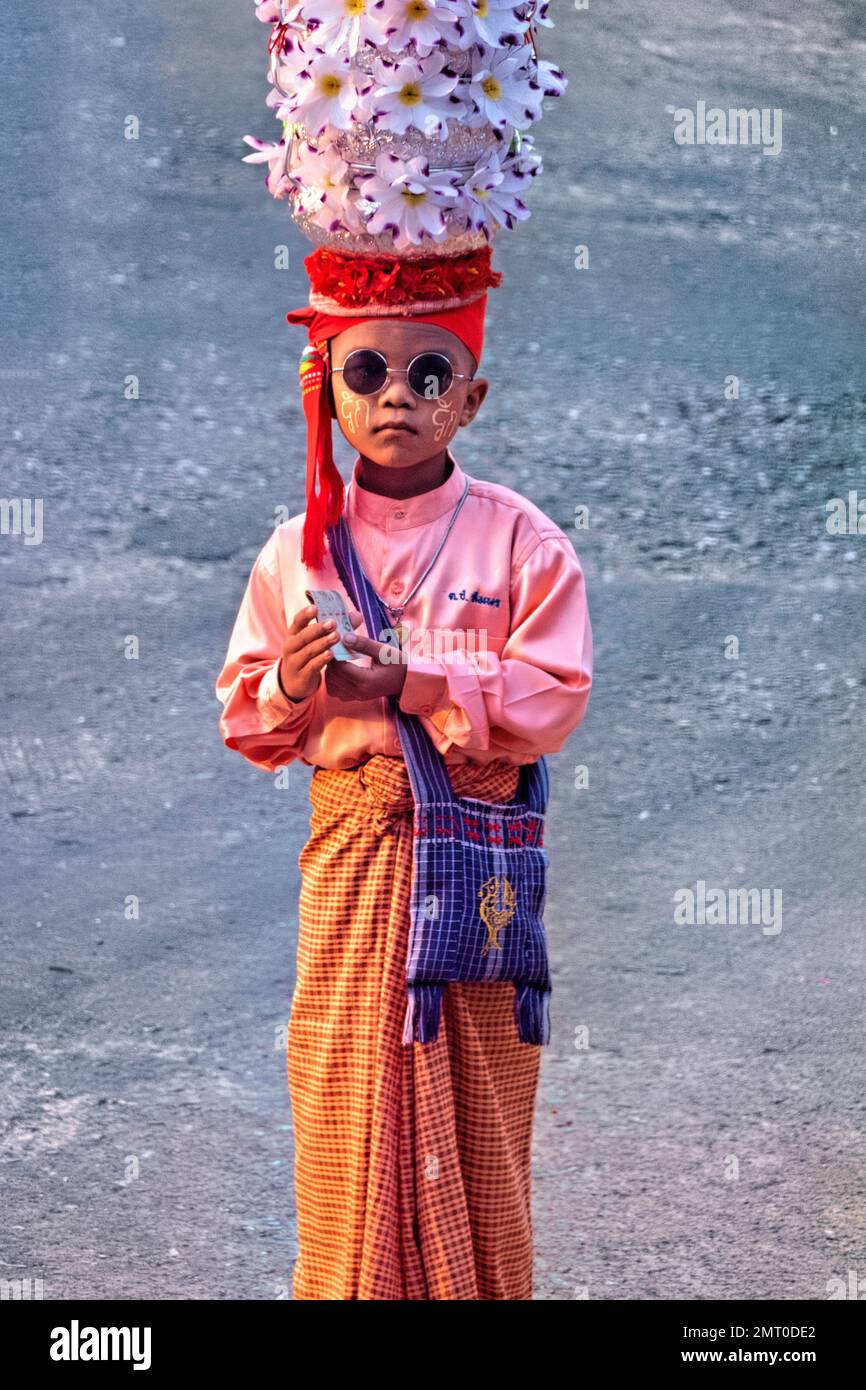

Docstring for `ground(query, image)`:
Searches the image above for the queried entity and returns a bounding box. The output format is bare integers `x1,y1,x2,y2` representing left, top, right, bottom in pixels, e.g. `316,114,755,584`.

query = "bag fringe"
403,983,550,1046
514,982,552,1045
402,984,445,1045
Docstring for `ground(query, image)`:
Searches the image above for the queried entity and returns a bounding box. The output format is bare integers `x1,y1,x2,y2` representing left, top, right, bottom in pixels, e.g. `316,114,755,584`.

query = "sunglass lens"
342,350,387,395
408,353,453,399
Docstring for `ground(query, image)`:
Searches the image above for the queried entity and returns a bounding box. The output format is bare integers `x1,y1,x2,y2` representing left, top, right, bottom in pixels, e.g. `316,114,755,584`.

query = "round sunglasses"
330,348,473,400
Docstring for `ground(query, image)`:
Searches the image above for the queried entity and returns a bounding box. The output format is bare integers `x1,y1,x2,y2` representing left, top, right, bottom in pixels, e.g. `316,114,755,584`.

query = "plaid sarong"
287,753,542,1300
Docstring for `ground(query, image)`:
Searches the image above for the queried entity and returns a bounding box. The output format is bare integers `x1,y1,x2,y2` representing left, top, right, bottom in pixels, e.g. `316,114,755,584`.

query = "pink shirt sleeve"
215,534,317,772
397,534,593,758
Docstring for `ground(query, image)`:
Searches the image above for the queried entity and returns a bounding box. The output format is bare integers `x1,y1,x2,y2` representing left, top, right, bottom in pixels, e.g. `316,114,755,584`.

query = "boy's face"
328,318,489,468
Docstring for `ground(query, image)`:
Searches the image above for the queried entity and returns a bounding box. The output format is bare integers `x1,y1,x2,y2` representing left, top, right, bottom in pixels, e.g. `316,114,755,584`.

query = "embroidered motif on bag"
505,819,525,846
478,875,517,954
525,816,544,847
415,812,542,846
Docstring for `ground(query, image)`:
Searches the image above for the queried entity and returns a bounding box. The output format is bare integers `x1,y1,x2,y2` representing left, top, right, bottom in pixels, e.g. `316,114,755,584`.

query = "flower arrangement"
242,0,566,256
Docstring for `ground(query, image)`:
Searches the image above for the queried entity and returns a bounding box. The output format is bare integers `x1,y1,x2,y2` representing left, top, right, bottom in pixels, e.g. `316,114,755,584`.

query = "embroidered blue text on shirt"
448,588,502,607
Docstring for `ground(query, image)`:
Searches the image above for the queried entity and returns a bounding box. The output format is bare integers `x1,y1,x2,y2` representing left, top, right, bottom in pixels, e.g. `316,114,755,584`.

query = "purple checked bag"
327,514,553,1047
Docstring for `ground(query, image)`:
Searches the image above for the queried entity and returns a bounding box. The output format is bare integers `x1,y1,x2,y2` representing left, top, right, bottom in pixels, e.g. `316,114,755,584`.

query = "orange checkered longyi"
286,752,543,1300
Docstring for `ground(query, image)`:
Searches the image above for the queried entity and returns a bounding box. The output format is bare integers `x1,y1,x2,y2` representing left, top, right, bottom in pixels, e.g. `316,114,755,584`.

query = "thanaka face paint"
432,400,460,443
339,390,371,436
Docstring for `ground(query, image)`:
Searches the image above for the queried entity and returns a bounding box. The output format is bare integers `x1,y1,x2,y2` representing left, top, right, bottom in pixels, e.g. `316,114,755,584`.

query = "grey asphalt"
1,0,864,1299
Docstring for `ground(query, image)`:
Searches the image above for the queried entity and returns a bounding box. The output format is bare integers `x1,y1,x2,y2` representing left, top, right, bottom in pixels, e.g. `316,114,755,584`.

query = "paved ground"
1,0,864,1299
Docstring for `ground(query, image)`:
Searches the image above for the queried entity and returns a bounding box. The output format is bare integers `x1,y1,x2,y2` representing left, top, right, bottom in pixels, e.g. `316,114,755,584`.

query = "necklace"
345,466,471,630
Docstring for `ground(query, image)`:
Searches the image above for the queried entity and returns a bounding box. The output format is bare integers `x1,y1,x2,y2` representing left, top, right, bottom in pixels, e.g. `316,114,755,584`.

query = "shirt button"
393,509,405,519
420,704,432,715
391,582,403,594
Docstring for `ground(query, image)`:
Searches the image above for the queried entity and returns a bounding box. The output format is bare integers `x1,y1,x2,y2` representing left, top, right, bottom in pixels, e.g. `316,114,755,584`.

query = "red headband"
286,245,501,570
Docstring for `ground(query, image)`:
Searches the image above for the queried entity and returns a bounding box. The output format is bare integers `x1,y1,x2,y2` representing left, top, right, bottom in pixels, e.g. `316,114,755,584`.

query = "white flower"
427,0,477,51
241,135,293,199
532,1,555,28
266,36,314,114
256,0,307,24
359,149,459,249
537,57,566,100
506,128,542,177
367,53,464,140
290,140,366,231
255,1,282,22
467,47,539,128
466,0,529,49
283,50,370,134
376,0,462,57
457,147,533,234
297,0,382,58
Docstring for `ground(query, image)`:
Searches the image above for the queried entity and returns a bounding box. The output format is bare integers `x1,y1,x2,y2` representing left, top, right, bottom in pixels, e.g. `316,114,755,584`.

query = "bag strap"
327,513,548,814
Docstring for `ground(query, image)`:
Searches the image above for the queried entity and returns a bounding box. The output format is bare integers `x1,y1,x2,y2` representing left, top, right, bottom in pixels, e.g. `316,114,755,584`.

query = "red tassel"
296,339,344,571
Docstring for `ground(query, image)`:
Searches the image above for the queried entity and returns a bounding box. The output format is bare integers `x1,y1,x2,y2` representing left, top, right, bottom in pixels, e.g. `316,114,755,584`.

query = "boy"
216,259,592,1298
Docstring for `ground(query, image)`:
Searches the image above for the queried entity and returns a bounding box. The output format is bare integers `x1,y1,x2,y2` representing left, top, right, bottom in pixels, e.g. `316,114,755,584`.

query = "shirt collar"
345,448,469,531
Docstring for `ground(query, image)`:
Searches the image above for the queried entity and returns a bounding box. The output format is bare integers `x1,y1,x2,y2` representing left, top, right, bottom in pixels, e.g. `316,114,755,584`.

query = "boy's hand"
324,629,408,703
278,603,364,702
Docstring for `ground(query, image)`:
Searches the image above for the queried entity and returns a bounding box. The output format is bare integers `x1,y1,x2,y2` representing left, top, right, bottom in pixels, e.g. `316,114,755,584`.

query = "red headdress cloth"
286,243,501,570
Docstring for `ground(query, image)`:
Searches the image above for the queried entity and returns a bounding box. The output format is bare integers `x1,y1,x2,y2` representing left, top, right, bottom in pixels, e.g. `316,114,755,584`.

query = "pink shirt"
215,450,593,772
